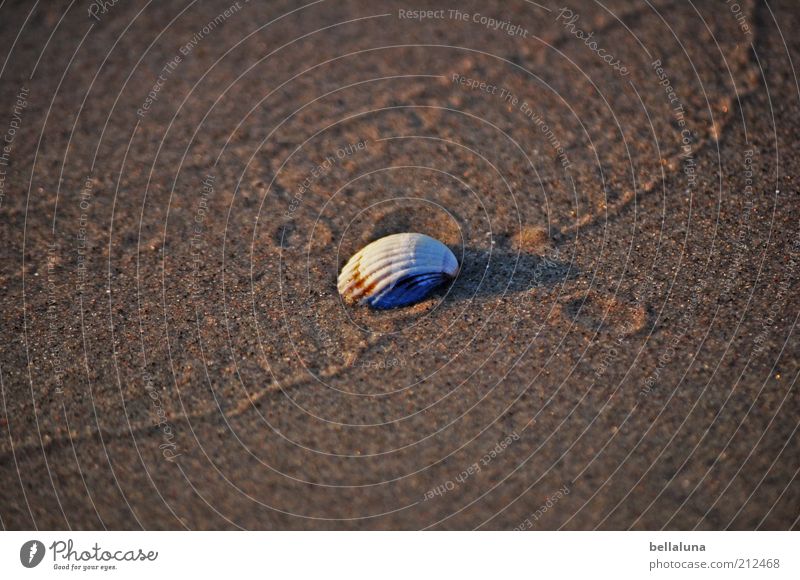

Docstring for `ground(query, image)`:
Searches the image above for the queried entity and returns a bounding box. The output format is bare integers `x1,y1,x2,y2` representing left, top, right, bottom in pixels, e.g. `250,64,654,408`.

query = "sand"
0,0,798,529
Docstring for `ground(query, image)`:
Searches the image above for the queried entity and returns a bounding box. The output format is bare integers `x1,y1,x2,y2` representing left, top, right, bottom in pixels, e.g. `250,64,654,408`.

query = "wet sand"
0,0,798,529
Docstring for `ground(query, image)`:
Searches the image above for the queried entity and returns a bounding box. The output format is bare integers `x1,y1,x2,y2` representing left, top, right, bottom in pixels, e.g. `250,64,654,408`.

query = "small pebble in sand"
512,226,552,253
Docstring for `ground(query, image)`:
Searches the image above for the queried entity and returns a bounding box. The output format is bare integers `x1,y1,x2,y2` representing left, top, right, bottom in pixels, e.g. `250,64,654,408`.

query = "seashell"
338,233,459,309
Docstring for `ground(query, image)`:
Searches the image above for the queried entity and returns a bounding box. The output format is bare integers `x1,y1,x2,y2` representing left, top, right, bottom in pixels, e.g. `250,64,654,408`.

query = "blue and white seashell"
338,233,459,309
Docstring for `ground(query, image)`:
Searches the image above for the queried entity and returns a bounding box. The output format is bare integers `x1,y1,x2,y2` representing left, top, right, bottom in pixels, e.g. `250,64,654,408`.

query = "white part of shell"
338,233,459,309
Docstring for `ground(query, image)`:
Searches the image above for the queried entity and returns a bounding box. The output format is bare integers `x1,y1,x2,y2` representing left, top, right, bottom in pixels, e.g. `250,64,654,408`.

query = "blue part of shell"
366,272,450,309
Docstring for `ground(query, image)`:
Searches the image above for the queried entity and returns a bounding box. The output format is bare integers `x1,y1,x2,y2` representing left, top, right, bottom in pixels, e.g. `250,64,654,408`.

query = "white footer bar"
1,532,797,578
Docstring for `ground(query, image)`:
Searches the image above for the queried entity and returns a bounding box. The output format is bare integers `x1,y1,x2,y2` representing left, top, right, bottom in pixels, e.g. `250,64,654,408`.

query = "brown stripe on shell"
342,259,379,304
